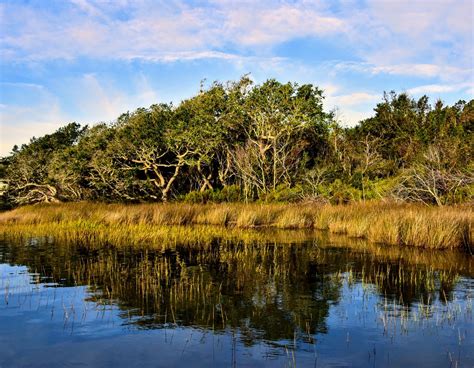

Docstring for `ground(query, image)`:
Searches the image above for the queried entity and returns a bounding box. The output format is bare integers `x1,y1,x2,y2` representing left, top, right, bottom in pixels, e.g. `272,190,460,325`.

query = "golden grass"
0,201,472,250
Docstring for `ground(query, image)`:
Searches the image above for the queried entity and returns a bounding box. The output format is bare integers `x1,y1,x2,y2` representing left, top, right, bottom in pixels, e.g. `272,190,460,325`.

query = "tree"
393,140,473,205
232,80,330,198
107,104,181,202
171,82,229,192
1,78,472,206
5,123,86,204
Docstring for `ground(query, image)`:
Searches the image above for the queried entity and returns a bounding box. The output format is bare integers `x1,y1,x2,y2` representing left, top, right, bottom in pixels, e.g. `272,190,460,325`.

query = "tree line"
1,77,473,207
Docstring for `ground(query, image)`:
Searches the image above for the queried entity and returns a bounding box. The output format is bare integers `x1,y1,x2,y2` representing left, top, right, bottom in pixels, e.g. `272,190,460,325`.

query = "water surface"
0,233,472,367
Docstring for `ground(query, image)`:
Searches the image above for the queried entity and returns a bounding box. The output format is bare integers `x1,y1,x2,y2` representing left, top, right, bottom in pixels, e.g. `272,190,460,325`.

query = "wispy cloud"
0,83,68,154
333,62,471,83
407,83,473,96
73,73,161,121
220,2,347,47
0,74,161,155
0,0,472,154
324,89,381,126
1,1,471,62
328,92,380,107
1,0,471,79
0,1,347,62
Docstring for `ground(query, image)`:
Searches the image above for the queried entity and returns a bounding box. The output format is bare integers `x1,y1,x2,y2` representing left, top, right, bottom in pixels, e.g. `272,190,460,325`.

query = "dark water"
0,234,473,368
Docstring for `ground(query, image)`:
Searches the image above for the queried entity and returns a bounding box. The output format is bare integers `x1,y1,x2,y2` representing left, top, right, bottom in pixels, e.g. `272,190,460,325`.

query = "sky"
0,0,473,156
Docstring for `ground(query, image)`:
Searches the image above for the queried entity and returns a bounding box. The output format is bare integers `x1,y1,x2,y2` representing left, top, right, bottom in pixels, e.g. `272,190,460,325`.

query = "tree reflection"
0,235,469,346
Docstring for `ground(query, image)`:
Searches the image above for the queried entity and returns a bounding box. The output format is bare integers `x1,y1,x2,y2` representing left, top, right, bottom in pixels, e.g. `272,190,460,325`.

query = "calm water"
0,233,473,368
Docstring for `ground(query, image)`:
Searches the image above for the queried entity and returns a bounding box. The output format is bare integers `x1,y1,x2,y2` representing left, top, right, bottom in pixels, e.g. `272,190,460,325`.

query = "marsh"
0,231,472,367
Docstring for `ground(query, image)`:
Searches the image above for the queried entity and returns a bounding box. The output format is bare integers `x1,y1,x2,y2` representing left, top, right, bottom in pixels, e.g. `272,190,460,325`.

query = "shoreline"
0,201,472,252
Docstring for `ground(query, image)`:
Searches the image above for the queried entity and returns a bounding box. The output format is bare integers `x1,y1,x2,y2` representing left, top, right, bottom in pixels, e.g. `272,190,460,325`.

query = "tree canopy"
1,78,472,207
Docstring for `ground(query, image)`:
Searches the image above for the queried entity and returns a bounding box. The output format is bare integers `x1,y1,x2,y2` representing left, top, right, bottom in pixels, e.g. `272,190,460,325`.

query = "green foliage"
213,185,243,202
323,180,361,204
264,185,304,202
1,77,472,206
181,190,209,204
182,185,243,204
4,123,87,204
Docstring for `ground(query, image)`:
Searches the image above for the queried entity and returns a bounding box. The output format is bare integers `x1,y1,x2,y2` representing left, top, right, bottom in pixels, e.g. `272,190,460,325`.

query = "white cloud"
221,2,347,46
336,109,373,127
69,0,102,17
407,83,472,95
349,0,473,64
0,75,162,156
1,0,471,67
1,1,471,87
63,73,162,124
371,64,471,82
0,90,69,155
323,89,380,126
333,62,471,83
0,0,472,149
0,1,347,62
328,92,380,107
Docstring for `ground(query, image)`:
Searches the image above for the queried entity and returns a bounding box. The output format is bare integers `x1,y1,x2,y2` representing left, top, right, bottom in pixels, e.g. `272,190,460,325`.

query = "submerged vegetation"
1,202,472,251
0,77,472,207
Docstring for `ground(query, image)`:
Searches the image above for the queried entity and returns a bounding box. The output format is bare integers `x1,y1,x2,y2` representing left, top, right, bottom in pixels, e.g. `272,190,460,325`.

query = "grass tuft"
0,201,472,250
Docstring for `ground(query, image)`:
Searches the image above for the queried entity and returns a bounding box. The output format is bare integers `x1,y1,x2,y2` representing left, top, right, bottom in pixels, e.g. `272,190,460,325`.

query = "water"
0,234,473,367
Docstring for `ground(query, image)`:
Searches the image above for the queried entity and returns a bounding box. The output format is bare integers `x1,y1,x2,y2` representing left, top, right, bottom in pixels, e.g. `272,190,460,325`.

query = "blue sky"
0,0,473,156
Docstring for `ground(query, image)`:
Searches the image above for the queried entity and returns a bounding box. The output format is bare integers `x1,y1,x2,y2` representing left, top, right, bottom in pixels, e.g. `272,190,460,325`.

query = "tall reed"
0,201,472,250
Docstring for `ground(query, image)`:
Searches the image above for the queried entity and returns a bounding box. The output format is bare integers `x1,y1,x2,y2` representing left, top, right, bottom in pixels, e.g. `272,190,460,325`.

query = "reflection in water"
0,233,473,367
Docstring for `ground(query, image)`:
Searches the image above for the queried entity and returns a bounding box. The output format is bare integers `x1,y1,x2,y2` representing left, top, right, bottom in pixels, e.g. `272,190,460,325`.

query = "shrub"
182,190,211,204
264,185,304,202
210,185,243,202
326,180,361,204
182,185,244,204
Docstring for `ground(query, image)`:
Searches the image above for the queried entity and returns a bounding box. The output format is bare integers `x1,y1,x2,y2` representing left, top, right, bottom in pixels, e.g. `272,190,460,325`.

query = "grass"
0,201,472,251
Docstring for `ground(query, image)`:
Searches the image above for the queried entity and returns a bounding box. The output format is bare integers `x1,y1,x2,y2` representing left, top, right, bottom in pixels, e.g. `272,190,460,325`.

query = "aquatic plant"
0,202,472,250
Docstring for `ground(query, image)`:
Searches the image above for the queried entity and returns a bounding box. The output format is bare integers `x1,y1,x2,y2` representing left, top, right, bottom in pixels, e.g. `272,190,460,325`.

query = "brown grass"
0,201,472,251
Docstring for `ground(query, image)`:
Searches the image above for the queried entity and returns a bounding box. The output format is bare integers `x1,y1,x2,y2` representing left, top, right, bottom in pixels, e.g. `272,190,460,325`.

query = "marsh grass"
0,201,472,250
